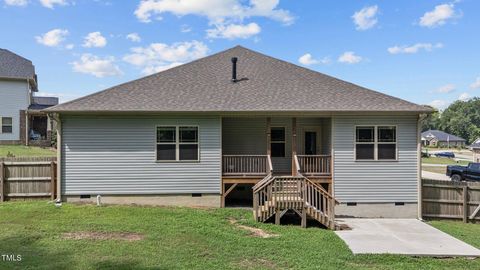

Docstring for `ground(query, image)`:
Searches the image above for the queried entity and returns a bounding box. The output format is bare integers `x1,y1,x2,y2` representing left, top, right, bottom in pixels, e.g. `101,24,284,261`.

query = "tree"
421,106,440,131
439,98,480,144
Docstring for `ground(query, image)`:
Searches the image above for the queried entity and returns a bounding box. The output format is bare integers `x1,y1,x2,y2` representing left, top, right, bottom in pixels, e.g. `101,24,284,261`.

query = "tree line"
422,97,480,144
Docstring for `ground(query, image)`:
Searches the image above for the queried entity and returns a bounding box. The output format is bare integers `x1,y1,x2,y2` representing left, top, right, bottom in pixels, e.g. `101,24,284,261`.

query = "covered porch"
221,116,333,207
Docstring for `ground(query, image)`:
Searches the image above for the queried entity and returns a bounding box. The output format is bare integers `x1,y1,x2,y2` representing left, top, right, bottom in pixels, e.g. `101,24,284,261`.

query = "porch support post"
25,111,29,146
266,117,271,156
291,117,297,176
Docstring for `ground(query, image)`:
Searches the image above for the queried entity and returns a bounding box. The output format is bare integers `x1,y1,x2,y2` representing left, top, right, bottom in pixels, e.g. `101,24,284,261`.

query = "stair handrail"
252,155,273,192
294,155,338,203
252,174,274,193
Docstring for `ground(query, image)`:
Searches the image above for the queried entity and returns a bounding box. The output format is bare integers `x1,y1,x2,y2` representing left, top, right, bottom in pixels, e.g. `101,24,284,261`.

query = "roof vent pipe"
231,57,238,83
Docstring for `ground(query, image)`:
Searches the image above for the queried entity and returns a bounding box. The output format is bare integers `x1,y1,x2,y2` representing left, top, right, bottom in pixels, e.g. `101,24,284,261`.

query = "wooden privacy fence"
422,179,480,222
0,157,57,201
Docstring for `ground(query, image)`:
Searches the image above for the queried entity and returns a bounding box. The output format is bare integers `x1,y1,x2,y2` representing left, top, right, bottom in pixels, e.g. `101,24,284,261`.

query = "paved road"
426,150,473,161
422,170,450,181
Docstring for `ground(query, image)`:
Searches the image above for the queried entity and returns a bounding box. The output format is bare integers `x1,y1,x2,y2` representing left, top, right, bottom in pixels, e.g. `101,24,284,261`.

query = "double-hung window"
271,127,286,157
1,117,13,133
355,126,397,160
156,126,199,161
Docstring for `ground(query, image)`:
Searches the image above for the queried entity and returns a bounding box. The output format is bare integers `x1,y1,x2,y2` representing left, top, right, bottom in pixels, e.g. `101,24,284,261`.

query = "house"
471,138,480,163
46,46,431,227
421,130,466,148
0,49,58,146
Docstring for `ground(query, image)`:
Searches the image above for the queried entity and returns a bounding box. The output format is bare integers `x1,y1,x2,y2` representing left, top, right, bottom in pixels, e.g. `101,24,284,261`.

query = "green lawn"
422,157,470,166
0,202,479,269
0,145,56,157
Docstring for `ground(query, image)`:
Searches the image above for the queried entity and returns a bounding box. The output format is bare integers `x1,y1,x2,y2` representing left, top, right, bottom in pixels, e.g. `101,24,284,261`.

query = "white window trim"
155,125,200,162
354,125,398,161
1,117,13,134
271,126,286,158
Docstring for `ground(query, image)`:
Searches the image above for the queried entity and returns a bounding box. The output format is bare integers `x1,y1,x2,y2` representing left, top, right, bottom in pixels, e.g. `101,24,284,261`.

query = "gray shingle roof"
422,130,466,142
471,142,480,149
0,49,36,80
47,46,431,113
29,96,59,110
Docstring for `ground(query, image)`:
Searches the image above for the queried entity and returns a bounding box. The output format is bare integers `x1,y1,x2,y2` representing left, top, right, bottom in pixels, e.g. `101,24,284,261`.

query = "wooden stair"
252,175,337,229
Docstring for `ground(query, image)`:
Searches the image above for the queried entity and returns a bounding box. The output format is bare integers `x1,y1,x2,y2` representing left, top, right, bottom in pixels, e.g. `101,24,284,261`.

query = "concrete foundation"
63,194,221,208
336,203,418,218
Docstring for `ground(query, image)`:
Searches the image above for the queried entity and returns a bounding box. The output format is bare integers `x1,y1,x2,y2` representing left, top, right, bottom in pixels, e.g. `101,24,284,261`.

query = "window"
156,126,199,161
355,126,374,160
1,117,12,133
271,127,285,157
355,126,397,160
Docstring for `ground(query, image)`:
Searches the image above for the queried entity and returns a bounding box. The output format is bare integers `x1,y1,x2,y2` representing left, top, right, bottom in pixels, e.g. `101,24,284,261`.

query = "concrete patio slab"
335,219,480,257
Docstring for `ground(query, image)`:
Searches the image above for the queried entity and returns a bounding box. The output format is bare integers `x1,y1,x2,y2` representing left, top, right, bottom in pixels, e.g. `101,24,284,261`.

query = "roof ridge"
0,48,33,64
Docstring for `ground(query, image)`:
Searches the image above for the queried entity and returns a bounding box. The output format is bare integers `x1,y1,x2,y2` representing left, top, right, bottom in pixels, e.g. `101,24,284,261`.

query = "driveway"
335,219,480,257
422,170,450,181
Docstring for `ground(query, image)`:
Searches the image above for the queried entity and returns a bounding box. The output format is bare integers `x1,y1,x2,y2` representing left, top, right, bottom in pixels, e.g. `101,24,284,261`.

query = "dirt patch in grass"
236,258,278,269
228,218,279,238
62,231,144,241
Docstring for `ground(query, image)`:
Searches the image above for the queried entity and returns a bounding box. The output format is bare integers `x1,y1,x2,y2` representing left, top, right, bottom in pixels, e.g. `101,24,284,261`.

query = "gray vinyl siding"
333,115,419,203
61,115,221,195
0,80,30,141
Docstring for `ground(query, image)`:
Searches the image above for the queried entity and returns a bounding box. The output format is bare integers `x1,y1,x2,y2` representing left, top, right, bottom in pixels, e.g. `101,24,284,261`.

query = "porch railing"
222,155,272,176
295,155,331,176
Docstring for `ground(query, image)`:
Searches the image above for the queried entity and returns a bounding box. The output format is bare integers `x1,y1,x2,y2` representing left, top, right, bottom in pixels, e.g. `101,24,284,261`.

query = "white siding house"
0,49,58,145
0,80,30,142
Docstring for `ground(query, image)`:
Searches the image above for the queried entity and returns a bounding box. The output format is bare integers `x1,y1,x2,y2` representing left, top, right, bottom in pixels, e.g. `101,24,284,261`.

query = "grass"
422,157,470,166
0,202,479,269
0,145,56,157
422,165,447,175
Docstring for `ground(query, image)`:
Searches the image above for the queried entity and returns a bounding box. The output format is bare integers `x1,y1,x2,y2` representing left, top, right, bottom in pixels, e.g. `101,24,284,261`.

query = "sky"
0,0,479,109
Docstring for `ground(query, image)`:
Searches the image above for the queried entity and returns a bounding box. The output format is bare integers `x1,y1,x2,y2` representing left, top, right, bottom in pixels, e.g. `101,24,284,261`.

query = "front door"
304,131,317,155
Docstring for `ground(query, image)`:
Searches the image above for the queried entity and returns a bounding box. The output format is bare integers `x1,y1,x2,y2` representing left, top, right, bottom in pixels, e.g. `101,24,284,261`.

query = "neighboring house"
46,46,431,226
0,49,58,146
471,139,480,163
421,130,466,148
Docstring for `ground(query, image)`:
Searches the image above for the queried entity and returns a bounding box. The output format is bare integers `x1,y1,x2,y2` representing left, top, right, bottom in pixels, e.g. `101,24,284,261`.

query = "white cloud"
39,0,68,9
65,43,74,50
180,24,192,33
434,84,456,94
470,77,480,89
126,33,141,42
72,54,122,77
429,99,449,109
83,32,107,48
4,0,28,6
458,92,471,101
419,3,460,28
142,62,184,75
352,5,378,30
123,40,208,75
35,29,69,47
388,43,443,54
134,0,294,25
338,51,362,64
298,53,329,66
206,22,260,39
